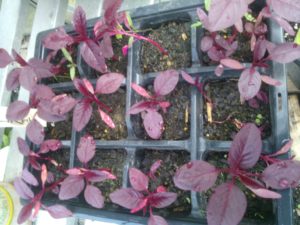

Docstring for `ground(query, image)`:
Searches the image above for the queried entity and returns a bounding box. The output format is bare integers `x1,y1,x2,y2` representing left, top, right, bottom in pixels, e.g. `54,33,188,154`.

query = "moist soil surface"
85,88,127,140
200,152,274,222
135,149,191,217
293,187,300,225
45,112,73,140
42,44,79,84
203,79,271,140
132,83,190,140
89,149,127,204
140,21,191,74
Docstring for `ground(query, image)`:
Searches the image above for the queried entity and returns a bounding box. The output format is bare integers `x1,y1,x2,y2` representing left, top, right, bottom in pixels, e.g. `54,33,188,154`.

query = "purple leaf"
103,0,122,26
148,215,168,225
37,104,66,122
238,68,262,100
6,68,21,90
268,43,300,63
84,185,104,208
261,75,281,86
12,49,27,66
45,205,72,219
174,160,219,192
19,66,37,92
59,175,85,200
220,58,244,70
98,108,115,128
269,0,300,23
149,192,177,208
228,123,262,170
22,168,38,186
154,70,179,96
73,6,87,37
268,140,292,157
181,71,195,84
26,119,45,145
272,14,295,36
201,36,214,52
109,188,144,209
28,58,53,79
197,8,209,26
99,34,114,58
131,83,152,99
85,169,116,182
73,78,95,96
128,101,149,114
14,177,34,200
32,85,55,100
208,46,224,61
72,98,92,131
207,182,246,225
206,0,248,32
77,135,96,164
6,100,30,121
150,160,162,177
245,185,281,199
129,168,149,191
253,39,267,61
215,35,231,50
81,40,107,73
0,48,13,67
43,29,74,50
247,98,259,109
17,202,34,224
17,138,30,156
143,110,163,139
130,198,148,213
256,91,269,103
95,73,124,94
214,64,224,77
39,140,62,154
234,19,243,32
262,160,300,190
47,94,76,116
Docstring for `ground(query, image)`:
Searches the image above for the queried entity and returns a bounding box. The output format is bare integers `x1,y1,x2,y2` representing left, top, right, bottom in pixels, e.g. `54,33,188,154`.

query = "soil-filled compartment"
131,82,191,140
203,79,272,140
293,182,300,224
140,20,192,74
85,88,127,140
134,149,191,217
198,151,274,223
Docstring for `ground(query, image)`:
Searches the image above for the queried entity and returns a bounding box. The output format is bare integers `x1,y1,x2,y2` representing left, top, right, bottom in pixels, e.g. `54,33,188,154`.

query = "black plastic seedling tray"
33,1,292,224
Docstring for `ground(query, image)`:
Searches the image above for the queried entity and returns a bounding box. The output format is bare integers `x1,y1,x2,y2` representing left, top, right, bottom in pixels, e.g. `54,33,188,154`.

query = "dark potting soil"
132,83,190,140
45,112,73,140
203,79,271,140
284,23,299,42
140,21,192,74
135,149,191,217
293,187,300,225
199,152,274,222
91,37,128,78
85,88,127,140
89,149,127,204
42,44,79,84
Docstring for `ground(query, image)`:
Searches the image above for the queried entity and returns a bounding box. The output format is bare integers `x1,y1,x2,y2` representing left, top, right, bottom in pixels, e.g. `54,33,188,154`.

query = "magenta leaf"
14,177,34,200
37,104,66,123
49,94,77,115
245,185,281,199
6,68,21,90
84,185,104,208
148,215,168,225
81,40,107,73
207,182,247,225
66,168,83,176
43,29,73,50
181,71,195,85
143,110,163,139
17,202,34,224
39,140,62,154
26,119,45,145
268,43,300,63
19,66,37,92
154,70,179,96
77,135,96,164
33,85,55,100
149,192,177,208
261,75,282,86
174,160,219,192
109,188,144,209
73,6,87,37
99,34,114,58
220,58,244,70
228,123,262,170
128,101,149,115
269,0,300,23
6,100,30,121
272,14,295,36
268,140,293,157
103,0,122,26
45,205,72,219
206,0,248,32
131,83,152,99
208,46,224,61
22,168,38,186
59,175,85,200
238,68,262,100
0,48,13,67
130,198,148,213
96,73,124,94
98,108,115,128
28,58,53,79
17,138,30,156
201,36,214,52
262,160,300,190
12,49,27,66
150,160,162,178
86,169,116,182
73,78,94,96
72,98,92,131
129,168,149,191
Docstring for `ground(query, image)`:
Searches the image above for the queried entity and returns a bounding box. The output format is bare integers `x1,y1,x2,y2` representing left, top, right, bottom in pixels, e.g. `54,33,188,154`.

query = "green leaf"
191,21,202,28
70,67,76,80
116,34,123,39
2,134,9,147
128,36,134,47
204,0,211,11
244,12,256,22
126,12,135,29
61,48,73,63
294,29,300,45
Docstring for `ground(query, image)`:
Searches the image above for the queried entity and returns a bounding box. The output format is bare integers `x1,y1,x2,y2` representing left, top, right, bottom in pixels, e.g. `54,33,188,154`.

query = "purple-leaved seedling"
110,161,177,225
129,70,179,139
